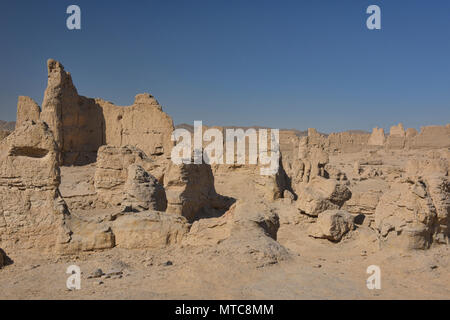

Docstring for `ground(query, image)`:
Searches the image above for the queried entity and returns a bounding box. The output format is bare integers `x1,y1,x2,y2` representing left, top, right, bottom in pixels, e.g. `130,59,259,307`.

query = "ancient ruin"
0,60,449,299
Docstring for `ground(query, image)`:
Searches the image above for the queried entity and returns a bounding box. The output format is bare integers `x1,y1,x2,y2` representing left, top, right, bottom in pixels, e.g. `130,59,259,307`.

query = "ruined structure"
1,59,449,266
19,59,174,165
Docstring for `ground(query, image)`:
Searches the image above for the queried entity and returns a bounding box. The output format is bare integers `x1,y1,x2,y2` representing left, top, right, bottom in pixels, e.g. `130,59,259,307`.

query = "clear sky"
1,0,449,133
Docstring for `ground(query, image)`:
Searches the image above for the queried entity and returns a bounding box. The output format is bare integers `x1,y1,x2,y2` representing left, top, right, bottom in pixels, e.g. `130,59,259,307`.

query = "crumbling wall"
32,59,174,166
0,121,68,251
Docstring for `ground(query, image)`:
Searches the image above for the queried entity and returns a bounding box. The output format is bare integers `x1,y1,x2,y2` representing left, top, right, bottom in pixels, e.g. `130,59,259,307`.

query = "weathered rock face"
374,156,449,250
38,59,174,165
98,94,174,161
404,158,449,244
343,188,383,216
374,181,437,250
164,162,232,221
122,164,167,212
40,59,103,165
368,127,386,146
296,177,352,216
296,124,449,154
386,123,406,149
409,125,450,149
326,131,370,153
0,121,67,251
308,210,355,242
184,201,290,267
370,123,450,150
111,211,189,249
291,137,329,187
285,136,352,217
94,145,164,207
302,128,371,154
58,210,189,254
16,96,41,128
95,145,230,221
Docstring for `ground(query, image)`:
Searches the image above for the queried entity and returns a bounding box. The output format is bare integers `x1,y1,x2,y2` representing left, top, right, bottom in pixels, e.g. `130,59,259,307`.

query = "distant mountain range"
0,120,369,136
0,120,15,132
175,123,370,137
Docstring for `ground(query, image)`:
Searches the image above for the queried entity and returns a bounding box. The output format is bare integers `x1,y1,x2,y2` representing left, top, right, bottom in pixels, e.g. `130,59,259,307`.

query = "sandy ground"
1,222,448,300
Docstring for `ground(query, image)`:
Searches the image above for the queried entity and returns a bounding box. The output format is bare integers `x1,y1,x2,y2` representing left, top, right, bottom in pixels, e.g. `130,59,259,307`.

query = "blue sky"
1,0,449,132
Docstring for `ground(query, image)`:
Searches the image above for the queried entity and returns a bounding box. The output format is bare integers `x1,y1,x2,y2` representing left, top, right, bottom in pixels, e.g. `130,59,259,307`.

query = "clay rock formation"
94,145,163,207
33,59,175,165
122,164,167,212
164,162,232,221
308,210,355,242
302,128,371,154
386,123,406,149
368,127,386,146
374,180,437,250
294,123,449,154
404,158,449,244
290,137,329,187
343,188,383,216
296,177,352,217
40,59,88,163
111,211,189,249
374,156,449,250
95,145,231,221
16,96,41,127
0,120,67,250
99,93,174,161
285,135,352,217
184,201,290,267
58,210,189,253
409,125,450,149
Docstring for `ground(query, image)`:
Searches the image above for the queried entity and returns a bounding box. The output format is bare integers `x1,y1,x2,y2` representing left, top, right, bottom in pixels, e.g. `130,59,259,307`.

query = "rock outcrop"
296,177,352,216
111,211,189,249
290,123,450,154
374,156,449,250
184,201,290,267
0,121,67,251
3,58,449,261
386,123,406,149
122,164,167,212
94,145,164,207
368,127,386,146
16,96,41,128
374,180,437,250
37,59,174,165
164,162,232,221
308,210,355,242
58,210,189,253
291,137,329,187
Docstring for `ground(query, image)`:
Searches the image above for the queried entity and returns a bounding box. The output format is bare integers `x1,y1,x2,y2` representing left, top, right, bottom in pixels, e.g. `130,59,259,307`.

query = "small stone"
89,268,104,278
430,265,438,270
